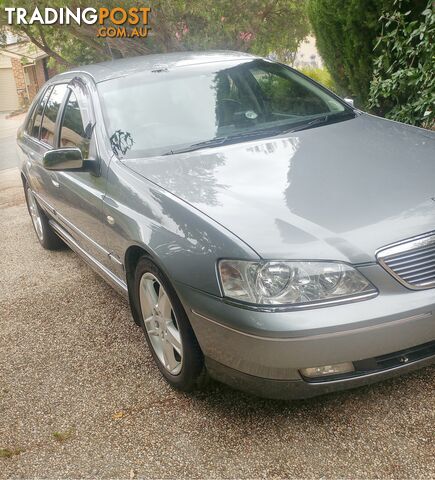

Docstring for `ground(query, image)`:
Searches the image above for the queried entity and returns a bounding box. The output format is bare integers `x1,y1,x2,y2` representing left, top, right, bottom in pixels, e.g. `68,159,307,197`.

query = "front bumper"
176,265,435,399
205,351,435,400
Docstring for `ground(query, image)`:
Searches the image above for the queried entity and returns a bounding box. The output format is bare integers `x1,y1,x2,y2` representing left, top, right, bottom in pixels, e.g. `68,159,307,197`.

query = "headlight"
218,260,377,308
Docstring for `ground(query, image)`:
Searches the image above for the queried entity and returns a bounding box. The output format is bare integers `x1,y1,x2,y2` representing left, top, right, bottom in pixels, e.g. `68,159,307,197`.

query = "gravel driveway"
0,113,26,171
0,168,434,479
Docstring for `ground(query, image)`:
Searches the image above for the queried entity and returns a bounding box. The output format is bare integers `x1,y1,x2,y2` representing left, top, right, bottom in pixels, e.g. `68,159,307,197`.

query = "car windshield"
98,59,353,158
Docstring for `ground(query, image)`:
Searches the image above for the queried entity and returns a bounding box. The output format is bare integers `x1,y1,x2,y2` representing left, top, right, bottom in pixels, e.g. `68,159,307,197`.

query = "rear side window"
60,90,89,157
28,87,52,139
40,84,68,146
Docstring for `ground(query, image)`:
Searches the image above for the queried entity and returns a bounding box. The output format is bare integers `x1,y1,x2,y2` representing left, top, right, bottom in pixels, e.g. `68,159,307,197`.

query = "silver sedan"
17,51,435,399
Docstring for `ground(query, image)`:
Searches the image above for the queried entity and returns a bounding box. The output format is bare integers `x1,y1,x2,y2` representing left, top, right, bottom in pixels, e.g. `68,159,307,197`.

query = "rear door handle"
51,177,60,188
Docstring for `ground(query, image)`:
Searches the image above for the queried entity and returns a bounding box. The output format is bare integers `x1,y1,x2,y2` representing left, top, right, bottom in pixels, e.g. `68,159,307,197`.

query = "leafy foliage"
0,1,309,67
306,0,386,107
306,0,428,108
368,0,434,128
298,66,335,91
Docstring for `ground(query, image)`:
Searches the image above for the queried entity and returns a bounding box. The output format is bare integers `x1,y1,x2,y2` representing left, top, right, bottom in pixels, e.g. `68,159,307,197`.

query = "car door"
18,84,66,214
48,78,113,271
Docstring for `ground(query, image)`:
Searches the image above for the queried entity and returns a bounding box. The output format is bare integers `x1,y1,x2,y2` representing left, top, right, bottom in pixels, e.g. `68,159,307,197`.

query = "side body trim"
48,219,128,298
34,190,114,259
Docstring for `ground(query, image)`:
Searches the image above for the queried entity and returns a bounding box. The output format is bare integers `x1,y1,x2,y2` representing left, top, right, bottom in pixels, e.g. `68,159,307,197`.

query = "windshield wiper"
282,111,356,134
163,111,356,155
162,129,285,155
163,137,228,155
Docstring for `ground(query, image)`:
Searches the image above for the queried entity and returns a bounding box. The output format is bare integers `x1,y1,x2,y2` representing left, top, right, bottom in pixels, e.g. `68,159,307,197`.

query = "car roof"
52,50,257,84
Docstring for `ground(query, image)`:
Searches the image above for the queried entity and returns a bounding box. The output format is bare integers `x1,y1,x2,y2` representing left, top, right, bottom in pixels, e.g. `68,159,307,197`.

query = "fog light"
300,362,354,378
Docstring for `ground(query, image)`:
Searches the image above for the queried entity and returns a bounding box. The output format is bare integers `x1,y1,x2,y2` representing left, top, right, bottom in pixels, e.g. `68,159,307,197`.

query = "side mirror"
344,97,355,107
43,148,84,171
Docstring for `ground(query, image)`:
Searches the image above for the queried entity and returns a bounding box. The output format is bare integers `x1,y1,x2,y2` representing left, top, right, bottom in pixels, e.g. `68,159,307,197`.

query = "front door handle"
51,177,60,188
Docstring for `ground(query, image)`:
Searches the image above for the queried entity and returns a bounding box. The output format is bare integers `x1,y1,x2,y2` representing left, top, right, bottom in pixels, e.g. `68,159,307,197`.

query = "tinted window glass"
28,87,52,139
60,91,89,157
40,84,67,146
250,67,334,116
98,59,350,158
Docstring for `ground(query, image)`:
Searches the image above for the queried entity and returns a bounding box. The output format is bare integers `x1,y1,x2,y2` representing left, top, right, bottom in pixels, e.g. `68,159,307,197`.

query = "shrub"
306,0,428,108
298,66,336,92
307,0,385,107
368,0,434,128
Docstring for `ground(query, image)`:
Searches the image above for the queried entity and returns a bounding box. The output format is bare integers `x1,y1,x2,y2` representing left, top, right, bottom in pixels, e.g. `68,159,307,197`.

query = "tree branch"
22,26,72,67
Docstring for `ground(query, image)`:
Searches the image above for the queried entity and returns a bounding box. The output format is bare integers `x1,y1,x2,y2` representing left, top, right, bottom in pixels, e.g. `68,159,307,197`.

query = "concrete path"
0,112,26,171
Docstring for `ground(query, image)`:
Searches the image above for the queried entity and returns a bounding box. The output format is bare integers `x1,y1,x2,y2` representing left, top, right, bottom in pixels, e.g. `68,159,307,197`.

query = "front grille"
377,231,435,290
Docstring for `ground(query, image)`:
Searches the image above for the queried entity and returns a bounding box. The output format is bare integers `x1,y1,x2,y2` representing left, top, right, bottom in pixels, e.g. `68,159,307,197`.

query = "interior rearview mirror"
43,148,84,171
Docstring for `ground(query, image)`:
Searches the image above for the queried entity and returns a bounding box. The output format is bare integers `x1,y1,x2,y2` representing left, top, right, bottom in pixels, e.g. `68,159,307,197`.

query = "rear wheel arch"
24,183,65,250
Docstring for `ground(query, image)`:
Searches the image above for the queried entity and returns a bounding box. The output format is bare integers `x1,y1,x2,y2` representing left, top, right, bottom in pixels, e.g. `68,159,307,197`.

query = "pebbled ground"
0,168,434,479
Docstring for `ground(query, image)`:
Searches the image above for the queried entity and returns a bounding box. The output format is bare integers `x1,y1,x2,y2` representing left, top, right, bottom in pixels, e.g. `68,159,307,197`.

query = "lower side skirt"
49,219,129,299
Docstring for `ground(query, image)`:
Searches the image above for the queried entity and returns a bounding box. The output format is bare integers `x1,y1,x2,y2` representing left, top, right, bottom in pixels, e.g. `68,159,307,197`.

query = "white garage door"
0,68,20,111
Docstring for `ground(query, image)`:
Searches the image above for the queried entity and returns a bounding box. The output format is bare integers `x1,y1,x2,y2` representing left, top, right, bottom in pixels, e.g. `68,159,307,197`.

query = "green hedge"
298,66,336,92
307,0,428,110
368,0,434,128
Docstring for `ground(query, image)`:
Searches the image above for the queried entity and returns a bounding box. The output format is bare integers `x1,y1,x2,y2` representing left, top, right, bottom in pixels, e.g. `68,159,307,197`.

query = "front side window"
40,84,67,146
28,87,52,139
98,59,352,158
60,90,90,158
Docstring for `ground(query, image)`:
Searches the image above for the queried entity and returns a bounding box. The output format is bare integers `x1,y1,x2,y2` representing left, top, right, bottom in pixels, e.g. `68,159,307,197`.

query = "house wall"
10,57,27,107
25,61,47,100
0,54,12,68
0,55,20,111
11,57,49,107
35,60,47,87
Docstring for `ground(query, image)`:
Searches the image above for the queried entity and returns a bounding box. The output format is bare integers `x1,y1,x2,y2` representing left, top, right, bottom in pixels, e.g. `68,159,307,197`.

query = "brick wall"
11,57,50,106
25,67,38,101
26,60,48,101
10,57,27,108
35,60,47,88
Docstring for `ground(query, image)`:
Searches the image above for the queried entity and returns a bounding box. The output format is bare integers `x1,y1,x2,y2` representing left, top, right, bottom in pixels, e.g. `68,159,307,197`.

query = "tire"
133,256,204,392
24,183,65,250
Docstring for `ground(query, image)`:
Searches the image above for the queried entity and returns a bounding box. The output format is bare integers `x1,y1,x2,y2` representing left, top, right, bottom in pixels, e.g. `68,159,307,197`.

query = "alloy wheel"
27,188,44,241
139,272,183,375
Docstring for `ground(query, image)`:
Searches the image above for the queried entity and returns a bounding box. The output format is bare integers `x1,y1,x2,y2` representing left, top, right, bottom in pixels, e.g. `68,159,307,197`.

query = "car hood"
123,114,435,263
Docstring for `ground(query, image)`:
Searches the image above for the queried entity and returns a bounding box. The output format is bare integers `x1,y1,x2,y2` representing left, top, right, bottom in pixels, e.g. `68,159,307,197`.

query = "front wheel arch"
132,255,205,391
125,245,150,326
124,244,180,326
